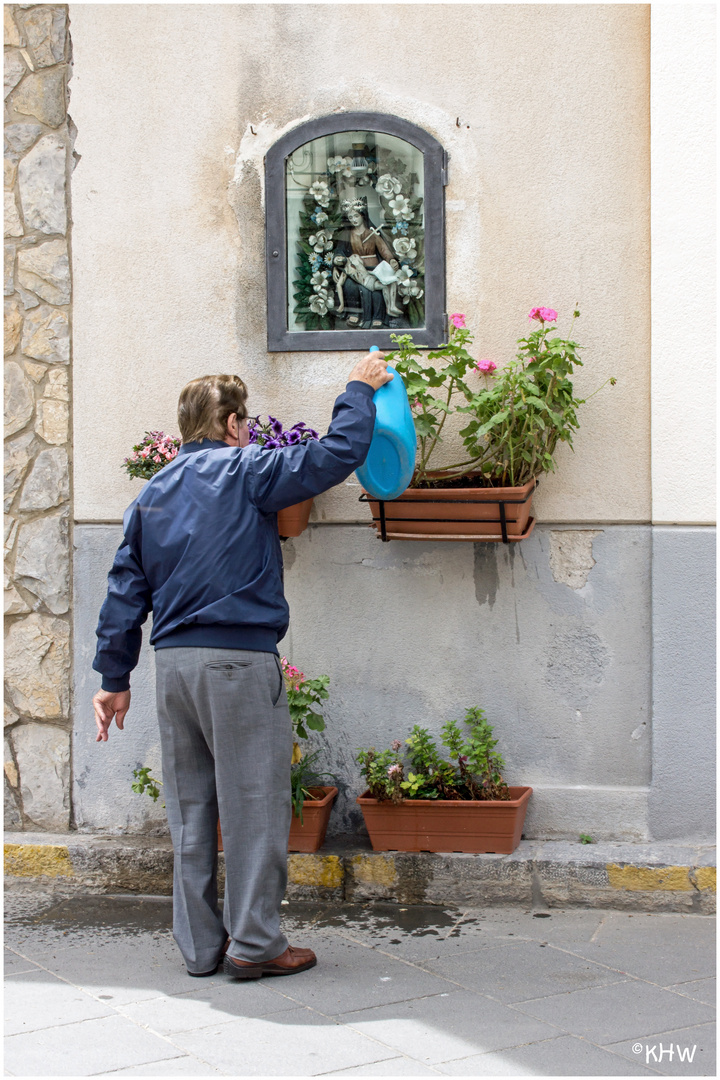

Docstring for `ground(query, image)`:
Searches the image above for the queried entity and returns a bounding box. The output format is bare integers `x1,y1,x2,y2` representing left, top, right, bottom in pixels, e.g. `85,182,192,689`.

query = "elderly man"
92,352,390,979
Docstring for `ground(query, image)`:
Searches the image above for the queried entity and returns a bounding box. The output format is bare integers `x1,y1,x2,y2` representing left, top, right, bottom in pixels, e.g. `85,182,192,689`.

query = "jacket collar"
179,440,231,456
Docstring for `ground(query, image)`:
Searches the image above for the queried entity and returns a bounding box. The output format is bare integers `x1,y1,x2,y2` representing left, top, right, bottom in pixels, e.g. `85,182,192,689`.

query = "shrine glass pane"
286,131,425,333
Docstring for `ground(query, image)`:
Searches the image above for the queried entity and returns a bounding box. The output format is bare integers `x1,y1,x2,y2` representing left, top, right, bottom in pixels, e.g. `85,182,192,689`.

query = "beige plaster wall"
70,3,650,524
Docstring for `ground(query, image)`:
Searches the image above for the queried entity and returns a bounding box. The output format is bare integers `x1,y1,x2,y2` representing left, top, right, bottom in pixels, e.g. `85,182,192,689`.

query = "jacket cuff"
101,674,130,693
346,380,376,399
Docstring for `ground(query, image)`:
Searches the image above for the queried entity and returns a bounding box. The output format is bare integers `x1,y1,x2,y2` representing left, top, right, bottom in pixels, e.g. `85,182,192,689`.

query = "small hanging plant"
249,417,320,449
122,431,180,480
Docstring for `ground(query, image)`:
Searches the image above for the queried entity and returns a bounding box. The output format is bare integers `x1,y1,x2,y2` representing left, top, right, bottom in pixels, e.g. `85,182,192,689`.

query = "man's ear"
225,412,239,444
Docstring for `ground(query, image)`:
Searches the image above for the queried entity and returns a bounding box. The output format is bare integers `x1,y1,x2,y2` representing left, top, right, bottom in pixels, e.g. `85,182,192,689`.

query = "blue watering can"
355,346,417,501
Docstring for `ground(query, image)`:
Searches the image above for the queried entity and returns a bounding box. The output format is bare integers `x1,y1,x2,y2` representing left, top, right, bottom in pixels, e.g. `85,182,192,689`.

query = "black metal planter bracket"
358,482,538,544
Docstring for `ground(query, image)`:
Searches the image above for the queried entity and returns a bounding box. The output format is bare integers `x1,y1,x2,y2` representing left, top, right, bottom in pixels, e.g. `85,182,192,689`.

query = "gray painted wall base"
648,526,716,841
73,521,667,842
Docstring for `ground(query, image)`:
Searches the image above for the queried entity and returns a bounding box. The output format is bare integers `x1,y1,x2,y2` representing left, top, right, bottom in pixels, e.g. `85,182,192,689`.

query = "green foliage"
290,748,336,824
354,744,405,804
282,657,330,742
131,766,163,803
579,833,595,845
386,311,615,488
356,708,512,803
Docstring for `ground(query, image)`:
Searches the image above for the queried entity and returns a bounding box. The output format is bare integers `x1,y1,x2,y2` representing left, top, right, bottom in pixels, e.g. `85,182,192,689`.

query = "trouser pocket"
204,661,252,670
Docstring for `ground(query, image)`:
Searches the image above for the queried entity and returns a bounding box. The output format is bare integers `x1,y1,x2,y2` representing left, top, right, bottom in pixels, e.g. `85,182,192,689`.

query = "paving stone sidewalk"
4,888,715,1077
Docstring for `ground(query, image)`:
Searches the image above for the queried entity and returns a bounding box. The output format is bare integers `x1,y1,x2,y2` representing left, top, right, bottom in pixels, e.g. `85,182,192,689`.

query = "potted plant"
288,747,338,853
362,308,615,542
355,706,531,854
282,656,338,852
248,416,320,537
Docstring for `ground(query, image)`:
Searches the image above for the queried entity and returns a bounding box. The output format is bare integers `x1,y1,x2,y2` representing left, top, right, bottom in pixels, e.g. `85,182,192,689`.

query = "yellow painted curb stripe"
606,863,716,893
350,854,398,887
690,866,716,892
287,854,343,889
5,843,74,878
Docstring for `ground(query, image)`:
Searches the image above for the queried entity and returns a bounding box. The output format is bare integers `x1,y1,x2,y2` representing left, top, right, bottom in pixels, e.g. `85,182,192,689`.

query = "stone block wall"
4,5,73,831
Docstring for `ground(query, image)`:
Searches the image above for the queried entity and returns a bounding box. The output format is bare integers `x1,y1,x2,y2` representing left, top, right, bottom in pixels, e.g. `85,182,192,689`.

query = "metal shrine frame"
265,112,447,352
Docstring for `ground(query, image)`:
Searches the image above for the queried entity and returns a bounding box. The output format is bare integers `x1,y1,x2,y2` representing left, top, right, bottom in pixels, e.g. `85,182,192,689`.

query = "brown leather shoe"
188,937,230,978
223,944,317,979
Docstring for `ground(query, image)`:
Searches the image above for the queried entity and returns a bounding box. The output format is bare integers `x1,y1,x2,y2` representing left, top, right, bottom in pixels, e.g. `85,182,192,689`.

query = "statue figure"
333,199,402,328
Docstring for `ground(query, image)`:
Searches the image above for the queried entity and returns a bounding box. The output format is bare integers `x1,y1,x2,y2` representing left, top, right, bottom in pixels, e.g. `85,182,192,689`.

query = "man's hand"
93,689,131,742
348,352,394,391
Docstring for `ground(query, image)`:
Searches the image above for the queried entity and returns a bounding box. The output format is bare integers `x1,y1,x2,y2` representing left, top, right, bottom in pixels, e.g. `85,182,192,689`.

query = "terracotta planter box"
277,498,313,538
288,785,338,853
363,477,537,543
217,785,337,855
357,786,532,854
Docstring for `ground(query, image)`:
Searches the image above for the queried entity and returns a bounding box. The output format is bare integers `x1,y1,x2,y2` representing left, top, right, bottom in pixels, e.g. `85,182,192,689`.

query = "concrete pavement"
4,887,715,1077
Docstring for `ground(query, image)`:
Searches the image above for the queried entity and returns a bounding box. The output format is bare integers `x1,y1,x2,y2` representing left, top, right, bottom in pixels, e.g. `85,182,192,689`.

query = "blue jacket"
93,381,376,692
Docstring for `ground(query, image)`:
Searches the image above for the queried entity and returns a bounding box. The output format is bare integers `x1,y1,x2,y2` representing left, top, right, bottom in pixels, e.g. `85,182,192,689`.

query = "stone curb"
5,833,716,913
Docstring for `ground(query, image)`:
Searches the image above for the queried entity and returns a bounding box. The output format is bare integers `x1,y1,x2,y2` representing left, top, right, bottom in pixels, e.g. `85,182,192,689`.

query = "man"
92,352,391,979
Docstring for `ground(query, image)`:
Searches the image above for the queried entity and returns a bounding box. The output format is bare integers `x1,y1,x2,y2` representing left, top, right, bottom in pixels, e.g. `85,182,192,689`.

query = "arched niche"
265,113,447,351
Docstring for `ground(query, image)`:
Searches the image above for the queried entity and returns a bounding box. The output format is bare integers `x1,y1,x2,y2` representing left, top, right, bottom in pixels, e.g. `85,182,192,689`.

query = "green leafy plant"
290,748,337,824
356,707,512,803
579,833,594,844
131,766,163,802
386,308,615,488
281,657,330,744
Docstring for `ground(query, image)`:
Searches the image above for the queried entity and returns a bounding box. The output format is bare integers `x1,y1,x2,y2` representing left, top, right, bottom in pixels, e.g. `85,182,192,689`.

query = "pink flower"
391,739,402,752
528,307,558,323
412,398,422,410
388,764,402,777
475,358,497,373
140,448,151,458
450,313,466,328
153,454,162,463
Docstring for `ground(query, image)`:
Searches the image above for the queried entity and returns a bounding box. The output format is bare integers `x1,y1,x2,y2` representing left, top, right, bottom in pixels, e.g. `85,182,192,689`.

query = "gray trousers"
155,647,292,973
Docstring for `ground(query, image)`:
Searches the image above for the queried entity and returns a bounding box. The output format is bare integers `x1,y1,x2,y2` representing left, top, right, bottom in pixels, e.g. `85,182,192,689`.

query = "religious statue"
332,199,402,328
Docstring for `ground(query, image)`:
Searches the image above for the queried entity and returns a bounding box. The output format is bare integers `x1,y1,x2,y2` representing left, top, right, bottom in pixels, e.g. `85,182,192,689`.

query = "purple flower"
263,438,280,449
268,416,284,437
286,430,302,445
305,428,320,441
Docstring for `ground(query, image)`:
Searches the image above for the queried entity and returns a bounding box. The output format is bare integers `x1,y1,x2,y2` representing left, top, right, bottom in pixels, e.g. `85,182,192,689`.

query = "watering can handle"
369,345,379,353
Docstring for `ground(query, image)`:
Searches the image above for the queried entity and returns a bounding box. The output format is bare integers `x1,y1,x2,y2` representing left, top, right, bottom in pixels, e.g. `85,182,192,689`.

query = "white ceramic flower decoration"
309,181,331,207
393,237,417,261
311,270,330,288
395,266,414,285
308,229,333,252
389,194,413,221
314,211,328,225
376,174,402,199
309,295,328,315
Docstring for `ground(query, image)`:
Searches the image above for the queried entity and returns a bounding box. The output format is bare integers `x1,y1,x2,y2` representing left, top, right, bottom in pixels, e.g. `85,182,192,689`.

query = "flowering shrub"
281,657,332,820
122,431,181,480
356,707,511,804
249,416,320,450
281,657,330,745
387,307,615,488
